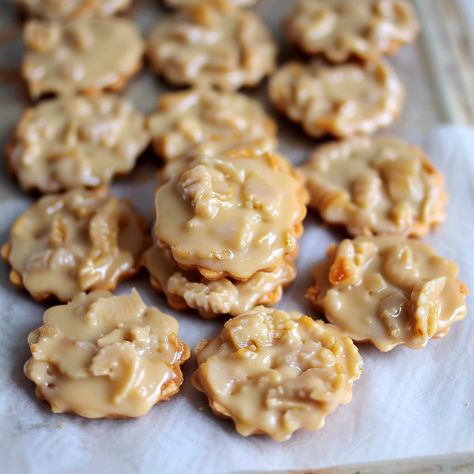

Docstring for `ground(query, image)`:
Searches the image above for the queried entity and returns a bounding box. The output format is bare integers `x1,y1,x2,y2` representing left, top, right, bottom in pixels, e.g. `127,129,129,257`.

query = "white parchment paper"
0,125,473,474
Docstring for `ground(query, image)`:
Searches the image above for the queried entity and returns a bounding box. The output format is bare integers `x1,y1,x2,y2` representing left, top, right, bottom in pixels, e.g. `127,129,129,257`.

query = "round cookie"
307,236,468,352
154,149,308,281
300,137,447,237
269,60,403,138
147,88,277,162
285,0,419,62
192,306,363,441
16,0,132,20
2,187,149,302
24,289,190,418
7,95,150,193
142,245,296,319
147,3,276,90
22,18,144,98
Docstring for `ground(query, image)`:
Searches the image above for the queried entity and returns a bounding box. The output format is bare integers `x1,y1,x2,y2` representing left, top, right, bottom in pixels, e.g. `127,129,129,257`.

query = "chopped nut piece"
269,60,403,139
300,137,447,237
3,187,148,302
308,236,468,351
24,290,190,418
285,0,419,62
192,306,363,441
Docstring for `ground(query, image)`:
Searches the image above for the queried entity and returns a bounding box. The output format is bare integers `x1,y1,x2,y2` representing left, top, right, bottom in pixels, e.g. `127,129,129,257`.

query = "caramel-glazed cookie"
7,95,150,193
24,289,190,418
23,18,144,98
148,88,277,162
2,187,148,302
154,149,308,281
16,0,132,20
147,3,276,90
307,236,468,352
142,245,296,319
285,0,418,62
192,306,363,441
300,137,447,237
269,60,403,138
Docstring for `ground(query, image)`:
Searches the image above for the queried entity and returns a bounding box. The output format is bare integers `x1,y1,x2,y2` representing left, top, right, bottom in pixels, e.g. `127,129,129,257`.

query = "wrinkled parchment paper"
0,1,473,472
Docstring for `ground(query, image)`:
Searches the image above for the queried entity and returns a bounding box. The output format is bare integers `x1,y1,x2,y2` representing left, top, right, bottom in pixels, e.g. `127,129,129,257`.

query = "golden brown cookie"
285,0,419,62
24,289,190,418
16,0,132,20
142,245,296,319
307,236,468,351
192,306,363,441
269,60,403,138
147,3,276,90
22,18,144,98
147,88,277,162
300,137,447,237
7,95,150,193
2,187,149,302
153,149,308,281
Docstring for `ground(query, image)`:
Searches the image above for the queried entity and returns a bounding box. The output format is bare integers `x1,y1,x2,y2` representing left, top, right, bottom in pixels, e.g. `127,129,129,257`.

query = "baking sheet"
0,1,473,473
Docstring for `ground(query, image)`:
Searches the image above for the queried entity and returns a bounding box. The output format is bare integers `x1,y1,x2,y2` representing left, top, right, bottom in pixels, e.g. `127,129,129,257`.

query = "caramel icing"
147,3,276,90
143,245,296,319
147,88,277,162
308,236,468,351
192,306,363,441
285,0,418,62
154,149,308,280
269,60,403,138
301,137,447,237
16,0,132,20
2,187,148,302
24,290,190,418
7,94,150,193
23,18,144,98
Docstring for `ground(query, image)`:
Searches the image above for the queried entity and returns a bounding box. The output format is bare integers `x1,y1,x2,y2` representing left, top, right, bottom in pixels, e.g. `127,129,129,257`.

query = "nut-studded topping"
2,187,148,302
285,0,418,62
300,137,447,237
147,88,276,162
192,306,363,441
154,149,307,280
147,3,276,90
24,290,190,418
7,95,150,193
16,0,132,20
23,18,144,98
142,245,296,319
307,236,468,351
163,0,257,7
269,60,403,138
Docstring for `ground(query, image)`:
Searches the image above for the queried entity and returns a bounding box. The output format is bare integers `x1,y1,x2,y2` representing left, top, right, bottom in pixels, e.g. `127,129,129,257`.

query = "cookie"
16,0,132,20
22,18,144,98
154,148,308,281
2,187,149,302
147,3,276,90
307,236,468,352
7,94,150,193
285,0,419,62
147,87,277,162
192,306,363,440
300,137,447,237
142,245,296,319
24,289,190,418
269,60,403,138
